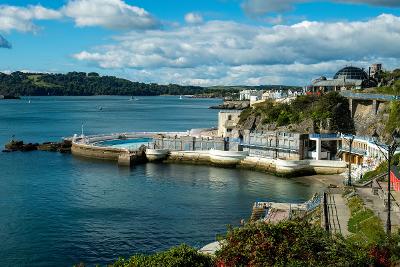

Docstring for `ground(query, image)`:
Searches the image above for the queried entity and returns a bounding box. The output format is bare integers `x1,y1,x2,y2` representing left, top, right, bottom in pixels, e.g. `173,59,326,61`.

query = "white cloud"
242,0,400,16
0,4,62,32
185,13,204,24
242,0,308,16
339,0,400,6
73,14,400,85
0,34,11,48
63,0,160,30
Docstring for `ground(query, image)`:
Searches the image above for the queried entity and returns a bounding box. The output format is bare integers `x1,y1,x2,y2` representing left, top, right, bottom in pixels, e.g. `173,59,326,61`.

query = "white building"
239,90,263,101
218,111,241,137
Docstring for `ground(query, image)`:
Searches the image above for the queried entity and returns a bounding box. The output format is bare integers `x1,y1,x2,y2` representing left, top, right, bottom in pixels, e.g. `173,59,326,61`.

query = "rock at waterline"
3,140,72,153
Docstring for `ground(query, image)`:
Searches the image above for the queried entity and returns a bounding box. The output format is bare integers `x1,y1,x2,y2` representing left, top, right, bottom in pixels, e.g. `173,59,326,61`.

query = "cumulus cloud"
63,0,160,30
0,34,12,48
185,12,204,24
242,0,308,16
0,4,62,32
74,14,400,67
339,0,400,6
73,14,400,85
242,0,400,16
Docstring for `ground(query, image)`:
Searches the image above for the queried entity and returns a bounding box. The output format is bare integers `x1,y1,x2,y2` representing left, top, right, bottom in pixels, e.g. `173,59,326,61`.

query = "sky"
0,0,400,86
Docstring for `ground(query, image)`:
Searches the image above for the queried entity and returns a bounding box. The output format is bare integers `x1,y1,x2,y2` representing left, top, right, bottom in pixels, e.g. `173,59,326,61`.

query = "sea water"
0,96,324,266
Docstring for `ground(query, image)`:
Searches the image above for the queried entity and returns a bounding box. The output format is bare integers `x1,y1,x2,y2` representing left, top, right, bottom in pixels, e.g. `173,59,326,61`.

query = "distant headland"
0,71,299,98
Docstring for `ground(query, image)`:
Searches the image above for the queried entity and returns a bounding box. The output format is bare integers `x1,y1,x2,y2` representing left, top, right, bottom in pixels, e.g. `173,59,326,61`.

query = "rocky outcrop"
3,140,72,153
210,100,250,110
0,95,20,100
352,101,390,140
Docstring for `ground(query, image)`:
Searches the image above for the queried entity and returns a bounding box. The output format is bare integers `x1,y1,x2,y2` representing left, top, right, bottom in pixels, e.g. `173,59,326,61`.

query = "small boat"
129,96,139,101
98,106,103,110
179,95,183,100
28,100,31,104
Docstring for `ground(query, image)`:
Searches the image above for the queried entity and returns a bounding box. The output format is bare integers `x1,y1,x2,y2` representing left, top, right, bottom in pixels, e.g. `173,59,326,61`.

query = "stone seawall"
163,151,347,176
71,142,125,160
164,151,211,165
71,140,347,177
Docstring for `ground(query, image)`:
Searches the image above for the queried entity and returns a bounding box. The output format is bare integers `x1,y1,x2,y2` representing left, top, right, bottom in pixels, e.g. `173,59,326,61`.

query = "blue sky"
1,0,400,86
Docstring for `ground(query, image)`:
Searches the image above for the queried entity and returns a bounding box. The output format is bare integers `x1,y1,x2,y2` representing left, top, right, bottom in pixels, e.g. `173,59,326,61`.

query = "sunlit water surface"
0,96,324,266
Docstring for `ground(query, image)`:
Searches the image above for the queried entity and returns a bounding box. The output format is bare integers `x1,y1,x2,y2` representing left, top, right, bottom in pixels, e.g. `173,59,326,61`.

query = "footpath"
322,188,351,236
356,180,400,232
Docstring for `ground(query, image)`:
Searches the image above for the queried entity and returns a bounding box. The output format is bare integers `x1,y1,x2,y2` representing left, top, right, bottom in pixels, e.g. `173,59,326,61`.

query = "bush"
238,92,354,132
111,244,213,267
215,220,370,266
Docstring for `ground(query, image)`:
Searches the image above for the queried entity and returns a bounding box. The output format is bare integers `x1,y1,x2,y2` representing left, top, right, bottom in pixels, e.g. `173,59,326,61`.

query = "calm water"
0,96,324,266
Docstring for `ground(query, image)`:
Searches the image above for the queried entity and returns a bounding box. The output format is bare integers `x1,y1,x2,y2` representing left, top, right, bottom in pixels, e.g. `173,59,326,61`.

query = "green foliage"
107,221,400,267
239,92,354,133
111,244,213,267
347,195,385,244
215,220,370,266
360,153,400,183
0,71,237,97
385,101,400,135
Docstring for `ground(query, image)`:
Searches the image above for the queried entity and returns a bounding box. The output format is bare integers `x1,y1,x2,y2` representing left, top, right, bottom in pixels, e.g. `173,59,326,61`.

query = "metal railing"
310,133,340,139
340,91,400,101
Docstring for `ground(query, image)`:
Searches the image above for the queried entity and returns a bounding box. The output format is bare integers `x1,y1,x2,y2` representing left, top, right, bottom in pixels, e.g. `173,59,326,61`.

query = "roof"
333,66,368,80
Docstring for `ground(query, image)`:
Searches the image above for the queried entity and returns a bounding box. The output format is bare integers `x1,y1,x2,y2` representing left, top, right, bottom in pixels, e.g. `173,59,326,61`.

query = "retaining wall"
71,142,126,160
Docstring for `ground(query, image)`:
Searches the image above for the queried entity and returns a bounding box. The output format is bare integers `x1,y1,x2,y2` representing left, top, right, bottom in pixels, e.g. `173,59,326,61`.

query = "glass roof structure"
333,66,368,80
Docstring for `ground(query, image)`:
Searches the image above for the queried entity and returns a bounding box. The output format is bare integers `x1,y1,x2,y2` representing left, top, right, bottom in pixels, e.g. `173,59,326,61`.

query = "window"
228,115,232,120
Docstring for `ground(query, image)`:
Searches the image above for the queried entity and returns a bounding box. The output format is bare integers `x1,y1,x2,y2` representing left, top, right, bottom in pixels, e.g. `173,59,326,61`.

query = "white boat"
209,149,249,166
146,149,170,161
179,95,183,100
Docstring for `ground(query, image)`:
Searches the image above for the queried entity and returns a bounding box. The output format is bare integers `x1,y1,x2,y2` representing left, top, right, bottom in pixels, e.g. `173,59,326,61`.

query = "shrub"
111,244,213,267
215,220,370,266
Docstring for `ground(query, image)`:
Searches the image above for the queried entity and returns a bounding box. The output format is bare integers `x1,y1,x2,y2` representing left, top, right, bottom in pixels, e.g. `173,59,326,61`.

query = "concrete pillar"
349,98,353,118
372,100,379,115
118,153,132,166
316,138,322,160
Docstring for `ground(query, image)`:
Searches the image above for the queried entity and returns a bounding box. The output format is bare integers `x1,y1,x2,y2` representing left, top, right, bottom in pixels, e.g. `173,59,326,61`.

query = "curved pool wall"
71,132,188,161
71,133,347,176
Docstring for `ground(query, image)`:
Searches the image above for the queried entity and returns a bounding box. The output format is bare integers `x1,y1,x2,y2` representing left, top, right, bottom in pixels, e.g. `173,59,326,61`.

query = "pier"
250,194,322,223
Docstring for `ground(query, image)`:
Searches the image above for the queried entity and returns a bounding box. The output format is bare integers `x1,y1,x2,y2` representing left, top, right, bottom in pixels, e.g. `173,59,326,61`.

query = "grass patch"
347,195,385,245
27,74,60,88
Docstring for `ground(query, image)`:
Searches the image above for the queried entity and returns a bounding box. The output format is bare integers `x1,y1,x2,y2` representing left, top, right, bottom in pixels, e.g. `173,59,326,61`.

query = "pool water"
95,137,153,149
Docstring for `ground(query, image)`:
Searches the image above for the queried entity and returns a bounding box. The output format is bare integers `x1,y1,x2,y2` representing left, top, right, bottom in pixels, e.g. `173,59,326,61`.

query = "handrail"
339,91,400,101
310,133,340,139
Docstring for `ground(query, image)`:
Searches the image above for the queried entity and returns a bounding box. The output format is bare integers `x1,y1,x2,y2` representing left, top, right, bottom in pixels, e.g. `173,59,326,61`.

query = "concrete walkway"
357,185,400,232
323,188,351,236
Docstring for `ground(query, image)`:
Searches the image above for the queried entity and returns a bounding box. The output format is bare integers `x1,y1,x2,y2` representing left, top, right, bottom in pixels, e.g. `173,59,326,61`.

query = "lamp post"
341,133,355,186
372,129,400,236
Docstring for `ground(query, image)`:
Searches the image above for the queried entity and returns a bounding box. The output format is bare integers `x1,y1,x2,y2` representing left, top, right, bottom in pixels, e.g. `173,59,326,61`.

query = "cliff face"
353,102,386,135
237,93,355,134
238,97,396,141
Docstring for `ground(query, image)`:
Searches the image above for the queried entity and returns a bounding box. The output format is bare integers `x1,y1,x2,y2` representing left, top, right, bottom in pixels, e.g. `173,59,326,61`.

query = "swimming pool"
95,137,152,149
